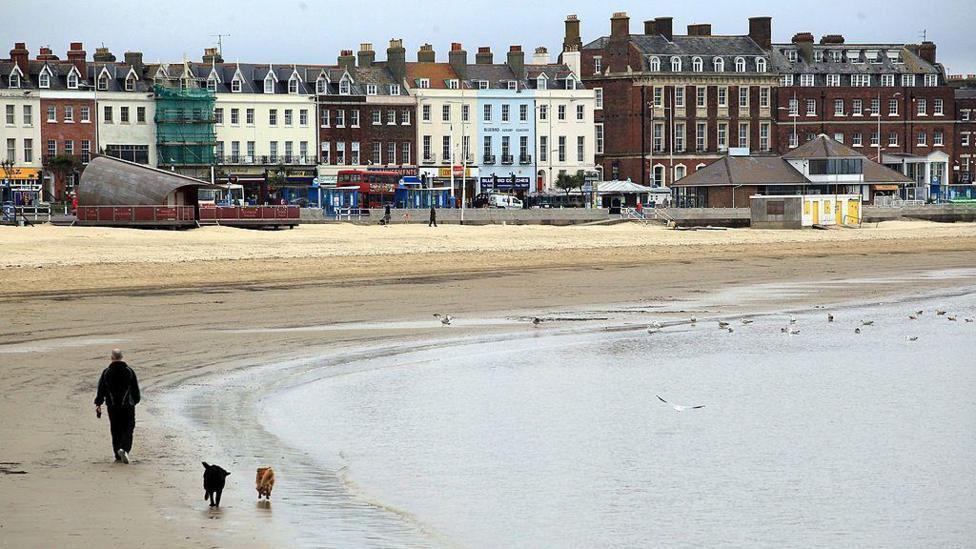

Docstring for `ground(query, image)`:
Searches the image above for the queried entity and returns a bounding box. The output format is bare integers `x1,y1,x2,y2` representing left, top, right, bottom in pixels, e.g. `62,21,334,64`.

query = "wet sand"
1,222,976,547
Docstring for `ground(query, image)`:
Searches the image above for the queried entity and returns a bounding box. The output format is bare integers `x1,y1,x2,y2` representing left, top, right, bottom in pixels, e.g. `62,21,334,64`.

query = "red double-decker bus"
337,170,400,208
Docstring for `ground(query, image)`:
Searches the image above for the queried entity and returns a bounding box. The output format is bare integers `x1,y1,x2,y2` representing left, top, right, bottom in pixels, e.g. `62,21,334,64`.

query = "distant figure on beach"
429,205,437,227
383,204,392,226
94,349,141,464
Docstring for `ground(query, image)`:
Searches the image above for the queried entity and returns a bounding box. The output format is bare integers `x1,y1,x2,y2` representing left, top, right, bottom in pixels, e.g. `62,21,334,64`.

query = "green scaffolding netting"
154,85,216,166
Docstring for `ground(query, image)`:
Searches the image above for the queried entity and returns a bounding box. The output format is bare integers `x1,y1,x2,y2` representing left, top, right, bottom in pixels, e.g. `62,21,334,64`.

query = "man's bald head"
111,348,123,361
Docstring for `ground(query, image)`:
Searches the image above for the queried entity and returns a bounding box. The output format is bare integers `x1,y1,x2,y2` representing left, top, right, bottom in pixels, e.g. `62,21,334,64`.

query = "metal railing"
873,196,924,208
483,154,496,165
421,154,437,164
501,154,514,165
519,154,532,164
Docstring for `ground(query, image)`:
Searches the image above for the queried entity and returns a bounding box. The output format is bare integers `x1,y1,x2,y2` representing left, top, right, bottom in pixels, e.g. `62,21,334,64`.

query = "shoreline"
169,281,976,547
2,225,976,546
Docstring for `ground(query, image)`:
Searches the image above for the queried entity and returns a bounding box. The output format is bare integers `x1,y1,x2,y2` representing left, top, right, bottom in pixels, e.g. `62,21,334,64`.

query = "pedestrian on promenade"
429,205,437,227
383,204,392,226
94,349,141,464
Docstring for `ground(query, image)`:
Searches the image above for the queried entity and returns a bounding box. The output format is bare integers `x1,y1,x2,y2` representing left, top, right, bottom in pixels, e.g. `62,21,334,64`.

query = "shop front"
1,167,43,205
420,166,478,207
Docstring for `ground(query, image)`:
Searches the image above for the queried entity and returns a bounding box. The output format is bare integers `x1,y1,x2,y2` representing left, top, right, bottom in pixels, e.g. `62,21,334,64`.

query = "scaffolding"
154,85,216,167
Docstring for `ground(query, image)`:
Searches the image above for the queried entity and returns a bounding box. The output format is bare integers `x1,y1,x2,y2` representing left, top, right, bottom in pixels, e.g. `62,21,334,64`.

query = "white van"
490,194,523,209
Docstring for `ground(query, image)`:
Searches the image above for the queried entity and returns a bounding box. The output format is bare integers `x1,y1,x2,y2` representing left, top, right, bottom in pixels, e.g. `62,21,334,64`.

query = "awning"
872,184,899,191
2,167,41,180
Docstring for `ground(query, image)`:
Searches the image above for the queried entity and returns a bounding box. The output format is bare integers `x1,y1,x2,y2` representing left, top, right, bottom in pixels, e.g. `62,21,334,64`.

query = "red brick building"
953,88,976,191
770,35,954,200
316,41,417,179
576,12,779,187
36,43,96,199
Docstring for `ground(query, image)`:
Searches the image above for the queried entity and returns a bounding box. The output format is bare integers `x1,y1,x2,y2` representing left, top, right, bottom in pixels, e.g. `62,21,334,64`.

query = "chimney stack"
820,34,845,44
532,46,549,65
10,42,29,74
687,24,712,36
449,43,467,79
417,43,435,63
917,41,937,64
748,16,772,50
124,51,144,73
792,33,815,62
563,14,582,52
338,49,356,70
358,43,375,68
507,45,525,79
93,46,115,62
610,12,630,40
654,17,673,41
387,39,406,83
202,47,223,64
36,46,59,61
67,42,87,75
644,20,656,35
476,46,493,65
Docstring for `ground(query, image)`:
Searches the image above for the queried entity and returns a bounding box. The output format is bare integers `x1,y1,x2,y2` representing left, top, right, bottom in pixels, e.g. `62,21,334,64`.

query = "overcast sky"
4,0,975,73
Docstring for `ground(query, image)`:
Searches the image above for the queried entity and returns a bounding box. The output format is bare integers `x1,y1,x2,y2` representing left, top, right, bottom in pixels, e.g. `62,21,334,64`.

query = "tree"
554,172,585,197
44,155,81,200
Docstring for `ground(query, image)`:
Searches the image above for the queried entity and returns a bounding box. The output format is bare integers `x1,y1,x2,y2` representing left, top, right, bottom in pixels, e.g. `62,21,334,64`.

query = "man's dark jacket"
94,361,141,408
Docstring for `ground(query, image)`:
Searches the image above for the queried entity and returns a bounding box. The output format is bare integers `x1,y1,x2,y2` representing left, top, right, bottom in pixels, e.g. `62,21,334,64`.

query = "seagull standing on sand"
718,321,730,329
789,315,797,325
690,315,697,324
827,313,834,323
855,327,861,334
741,319,754,325
947,315,958,322
965,318,974,323
907,336,919,342
861,320,874,326
937,310,947,316
532,317,543,326
909,314,918,320
657,395,705,411
441,315,453,326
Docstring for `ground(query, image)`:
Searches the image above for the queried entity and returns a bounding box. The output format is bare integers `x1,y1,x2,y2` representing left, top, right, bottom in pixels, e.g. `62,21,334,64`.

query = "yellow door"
847,199,860,225
811,200,820,225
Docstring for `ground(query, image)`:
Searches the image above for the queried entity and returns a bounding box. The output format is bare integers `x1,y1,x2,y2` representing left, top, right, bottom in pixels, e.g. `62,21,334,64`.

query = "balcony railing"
483,154,496,165
519,154,532,165
422,153,437,164
501,154,514,165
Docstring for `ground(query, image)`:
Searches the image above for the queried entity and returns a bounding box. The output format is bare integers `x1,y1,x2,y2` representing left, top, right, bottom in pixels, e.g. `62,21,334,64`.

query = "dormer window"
847,50,861,63
231,78,242,93
537,76,547,90
39,71,50,89
389,84,400,95
264,75,275,94
649,56,660,71
866,50,880,63
735,57,746,72
786,50,798,62
67,71,79,89
316,76,327,94
814,50,824,62
755,57,767,73
97,74,109,91
566,78,576,90
339,78,351,94
366,84,377,95
8,71,20,89
830,50,842,62
288,77,299,94
207,77,217,92
692,57,703,72
713,57,724,72
417,78,430,89
447,79,460,89
477,80,489,90
670,56,681,72
125,73,136,91
507,80,518,90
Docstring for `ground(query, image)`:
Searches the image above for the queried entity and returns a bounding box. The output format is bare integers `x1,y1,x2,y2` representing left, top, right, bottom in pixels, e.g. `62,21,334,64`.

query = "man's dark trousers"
108,405,135,455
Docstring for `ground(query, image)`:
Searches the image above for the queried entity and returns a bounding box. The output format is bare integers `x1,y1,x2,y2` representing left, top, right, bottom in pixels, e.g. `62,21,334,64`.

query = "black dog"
202,462,231,507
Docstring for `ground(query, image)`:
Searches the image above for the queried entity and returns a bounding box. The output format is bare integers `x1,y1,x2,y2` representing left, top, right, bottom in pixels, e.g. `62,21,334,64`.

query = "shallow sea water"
254,290,976,548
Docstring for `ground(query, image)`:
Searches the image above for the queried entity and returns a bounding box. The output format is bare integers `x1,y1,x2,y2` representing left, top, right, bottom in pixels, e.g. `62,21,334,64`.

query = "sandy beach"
2,221,976,547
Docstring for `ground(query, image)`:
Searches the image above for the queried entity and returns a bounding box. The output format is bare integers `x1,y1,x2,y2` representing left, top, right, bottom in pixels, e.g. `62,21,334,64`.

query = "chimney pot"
610,12,630,40
563,14,582,52
417,43,436,63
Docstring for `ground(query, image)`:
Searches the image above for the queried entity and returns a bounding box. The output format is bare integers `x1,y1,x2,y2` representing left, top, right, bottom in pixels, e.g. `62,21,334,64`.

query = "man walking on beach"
94,349,141,464
429,205,437,227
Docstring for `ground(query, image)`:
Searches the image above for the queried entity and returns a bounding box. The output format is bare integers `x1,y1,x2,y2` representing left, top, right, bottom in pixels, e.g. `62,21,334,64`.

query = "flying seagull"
916,310,924,316
861,320,874,326
789,329,801,336
657,395,705,412
907,336,918,342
